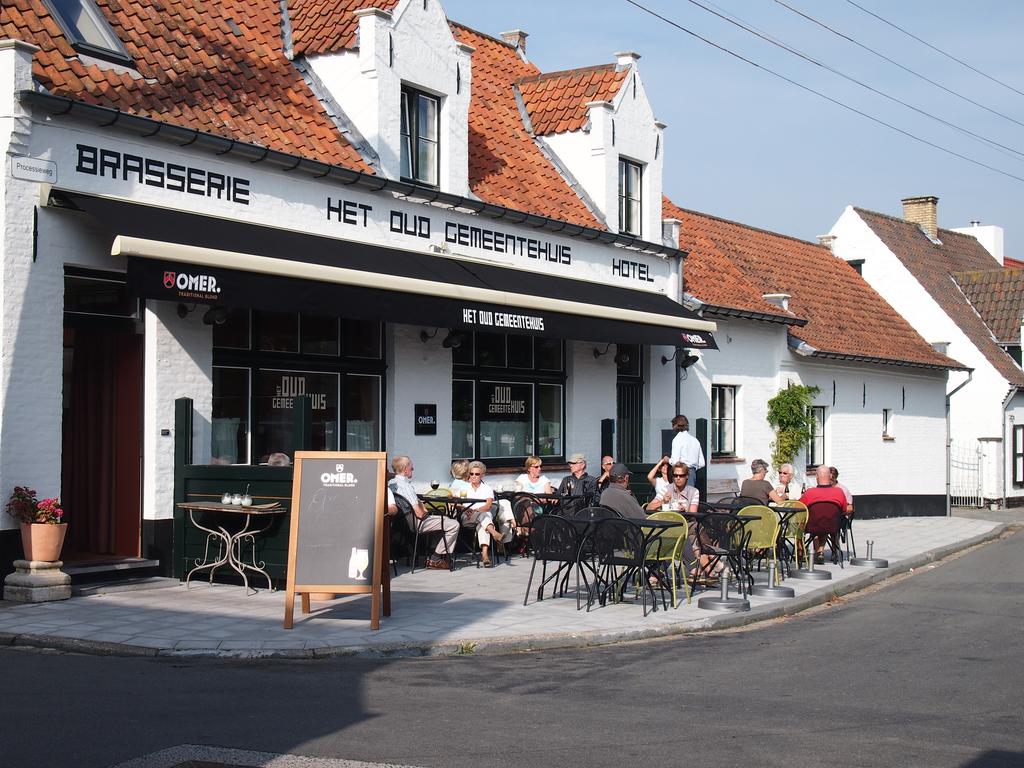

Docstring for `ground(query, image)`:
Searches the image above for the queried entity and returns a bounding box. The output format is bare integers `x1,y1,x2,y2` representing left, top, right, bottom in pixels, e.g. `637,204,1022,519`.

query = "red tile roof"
668,200,962,370
953,269,1024,344
516,64,629,136
451,23,601,228
1004,256,1024,269
855,208,1024,384
290,0,400,57
3,0,371,170
5,1,604,230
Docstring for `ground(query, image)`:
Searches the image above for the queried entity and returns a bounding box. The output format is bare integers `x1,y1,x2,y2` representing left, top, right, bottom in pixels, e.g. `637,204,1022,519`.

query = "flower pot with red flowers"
5,487,67,562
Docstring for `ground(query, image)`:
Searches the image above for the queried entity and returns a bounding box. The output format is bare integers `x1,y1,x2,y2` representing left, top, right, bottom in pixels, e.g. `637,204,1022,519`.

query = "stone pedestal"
3,560,71,602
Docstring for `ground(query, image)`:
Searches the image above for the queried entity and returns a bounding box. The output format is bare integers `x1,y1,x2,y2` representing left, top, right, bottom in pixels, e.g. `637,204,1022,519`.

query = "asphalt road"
1,529,1021,768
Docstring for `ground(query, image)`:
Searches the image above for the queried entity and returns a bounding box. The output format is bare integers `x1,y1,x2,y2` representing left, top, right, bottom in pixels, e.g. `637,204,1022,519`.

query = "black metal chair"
581,517,657,615
391,489,453,573
523,515,585,608
557,492,596,518
692,512,750,596
839,509,857,559
806,500,846,567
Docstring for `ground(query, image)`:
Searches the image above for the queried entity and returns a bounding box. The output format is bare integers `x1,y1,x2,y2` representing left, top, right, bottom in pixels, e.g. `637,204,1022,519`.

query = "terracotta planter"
308,592,337,601
20,523,68,562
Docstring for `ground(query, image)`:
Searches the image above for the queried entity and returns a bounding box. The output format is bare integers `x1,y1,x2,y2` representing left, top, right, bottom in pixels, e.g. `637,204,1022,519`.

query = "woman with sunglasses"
461,461,507,567
647,462,700,513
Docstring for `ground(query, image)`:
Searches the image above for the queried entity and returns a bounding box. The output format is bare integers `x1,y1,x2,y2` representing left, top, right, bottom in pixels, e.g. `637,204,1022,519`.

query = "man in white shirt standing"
669,414,705,489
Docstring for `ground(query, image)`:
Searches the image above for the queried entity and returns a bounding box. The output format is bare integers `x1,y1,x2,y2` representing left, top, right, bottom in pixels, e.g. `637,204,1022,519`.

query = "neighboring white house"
828,197,1024,506
666,202,964,518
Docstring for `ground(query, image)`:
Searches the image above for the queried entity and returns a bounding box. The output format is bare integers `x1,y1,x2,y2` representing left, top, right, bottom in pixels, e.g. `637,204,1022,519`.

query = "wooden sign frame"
284,451,390,630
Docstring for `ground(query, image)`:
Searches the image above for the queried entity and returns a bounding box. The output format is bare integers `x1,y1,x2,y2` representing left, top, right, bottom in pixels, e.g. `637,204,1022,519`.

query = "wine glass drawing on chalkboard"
349,547,370,580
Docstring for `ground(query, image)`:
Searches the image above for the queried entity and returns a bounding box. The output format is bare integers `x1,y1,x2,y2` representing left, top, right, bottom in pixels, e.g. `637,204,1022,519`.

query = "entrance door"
61,327,143,558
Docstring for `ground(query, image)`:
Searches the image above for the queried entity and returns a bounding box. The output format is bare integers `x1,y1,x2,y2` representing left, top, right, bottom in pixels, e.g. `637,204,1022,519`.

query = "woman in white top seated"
461,461,511,567
515,455,553,495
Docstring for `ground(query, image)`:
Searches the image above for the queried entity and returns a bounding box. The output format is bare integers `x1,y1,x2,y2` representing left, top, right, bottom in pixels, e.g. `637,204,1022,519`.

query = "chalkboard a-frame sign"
284,451,389,630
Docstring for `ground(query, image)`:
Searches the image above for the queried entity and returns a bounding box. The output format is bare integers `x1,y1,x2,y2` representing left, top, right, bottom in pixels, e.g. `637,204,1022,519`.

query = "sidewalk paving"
0,516,1009,658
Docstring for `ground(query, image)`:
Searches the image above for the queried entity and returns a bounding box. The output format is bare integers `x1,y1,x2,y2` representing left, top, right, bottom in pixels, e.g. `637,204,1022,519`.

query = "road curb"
0,522,1008,659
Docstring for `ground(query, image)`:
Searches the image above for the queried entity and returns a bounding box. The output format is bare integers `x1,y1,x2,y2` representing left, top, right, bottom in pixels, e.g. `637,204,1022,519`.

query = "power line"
621,0,1024,183
776,0,1024,131
844,0,1024,99
683,0,1024,162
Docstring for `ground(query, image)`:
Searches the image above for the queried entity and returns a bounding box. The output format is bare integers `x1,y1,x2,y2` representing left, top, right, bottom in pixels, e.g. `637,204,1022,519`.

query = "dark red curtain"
63,331,118,555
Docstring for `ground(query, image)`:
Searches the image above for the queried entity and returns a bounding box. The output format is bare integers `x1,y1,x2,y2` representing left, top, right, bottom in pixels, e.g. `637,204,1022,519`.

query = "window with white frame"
45,0,132,64
882,408,893,438
711,384,736,457
807,406,825,468
618,158,642,236
400,86,439,187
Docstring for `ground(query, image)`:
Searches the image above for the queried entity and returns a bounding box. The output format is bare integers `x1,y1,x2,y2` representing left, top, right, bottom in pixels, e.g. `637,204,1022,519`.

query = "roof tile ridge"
448,19,518,49
515,63,618,86
952,267,1018,281
665,200,823,249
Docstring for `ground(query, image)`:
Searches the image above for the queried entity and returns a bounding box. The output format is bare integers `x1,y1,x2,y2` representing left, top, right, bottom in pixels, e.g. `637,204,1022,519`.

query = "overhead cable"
776,0,1024,131
844,0,1024,99
621,0,1024,183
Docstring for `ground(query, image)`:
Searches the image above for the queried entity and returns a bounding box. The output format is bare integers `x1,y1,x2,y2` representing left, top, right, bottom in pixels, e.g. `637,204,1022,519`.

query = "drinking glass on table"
460,489,468,498
430,480,440,491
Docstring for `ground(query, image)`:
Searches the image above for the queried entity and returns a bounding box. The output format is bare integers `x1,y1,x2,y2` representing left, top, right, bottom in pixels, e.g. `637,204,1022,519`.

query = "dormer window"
400,86,440,187
618,157,643,236
45,0,131,65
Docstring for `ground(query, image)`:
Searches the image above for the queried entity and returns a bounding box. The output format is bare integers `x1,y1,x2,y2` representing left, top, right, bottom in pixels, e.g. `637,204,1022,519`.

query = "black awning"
61,192,716,348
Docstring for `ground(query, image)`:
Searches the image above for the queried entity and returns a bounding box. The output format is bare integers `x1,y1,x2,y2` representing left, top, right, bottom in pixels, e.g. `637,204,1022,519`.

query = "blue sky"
442,0,1023,256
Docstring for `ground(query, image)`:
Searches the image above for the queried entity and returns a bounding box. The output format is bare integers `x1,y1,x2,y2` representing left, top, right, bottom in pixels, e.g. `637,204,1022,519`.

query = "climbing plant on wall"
766,382,821,469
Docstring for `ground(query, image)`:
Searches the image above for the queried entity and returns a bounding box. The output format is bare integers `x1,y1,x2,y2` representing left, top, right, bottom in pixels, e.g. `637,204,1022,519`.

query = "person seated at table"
557,453,598,500
740,459,786,506
646,463,700,513
801,464,849,564
830,466,854,515
598,463,647,519
647,455,672,498
460,461,511,567
449,460,471,497
775,463,800,500
390,454,459,570
596,455,615,498
515,455,553,495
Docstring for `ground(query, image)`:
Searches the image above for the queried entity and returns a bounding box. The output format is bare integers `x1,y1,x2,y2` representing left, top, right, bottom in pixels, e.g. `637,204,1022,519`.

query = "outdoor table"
417,494,491,522
177,501,284,594
495,490,565,517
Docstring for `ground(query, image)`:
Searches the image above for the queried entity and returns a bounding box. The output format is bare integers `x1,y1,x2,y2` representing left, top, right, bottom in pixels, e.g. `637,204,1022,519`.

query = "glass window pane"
418,94,438,141
64,274,136,318
417,138,437,186
478,381,532,459
616,343,641,377
452,379,474,459
345,374,380,450
256,311,298,352
213,308,250,349
476,332,506,367
400,92,412,179
51,0,125,53
300,314,339,356
507,334,532,369
341,319,382,359
452,333,474,365
211,367,249,464
535,337,562,371
537,384,562,457
253,369,338,462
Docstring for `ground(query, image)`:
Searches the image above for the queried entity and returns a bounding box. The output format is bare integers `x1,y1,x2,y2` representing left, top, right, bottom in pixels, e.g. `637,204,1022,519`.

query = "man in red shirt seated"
800,465,849,564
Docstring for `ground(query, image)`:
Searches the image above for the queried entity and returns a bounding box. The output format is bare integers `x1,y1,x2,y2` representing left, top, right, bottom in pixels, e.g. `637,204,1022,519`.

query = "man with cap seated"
597,463,648,519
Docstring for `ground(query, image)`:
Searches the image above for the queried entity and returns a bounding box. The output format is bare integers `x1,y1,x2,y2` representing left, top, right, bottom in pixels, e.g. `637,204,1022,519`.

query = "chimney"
762,293,791,311
902,195,939,239
500,29,528,52
817,234,836,250
615,51,641,70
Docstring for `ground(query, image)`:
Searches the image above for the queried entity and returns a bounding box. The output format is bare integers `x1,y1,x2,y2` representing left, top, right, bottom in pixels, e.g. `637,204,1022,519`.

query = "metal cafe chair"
523,515,585,608
581,517,656,615
806,500,846,567
737,505,781,593
778,500,809,574
644,510,692,607
692,512,750,597
390,488,453,573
